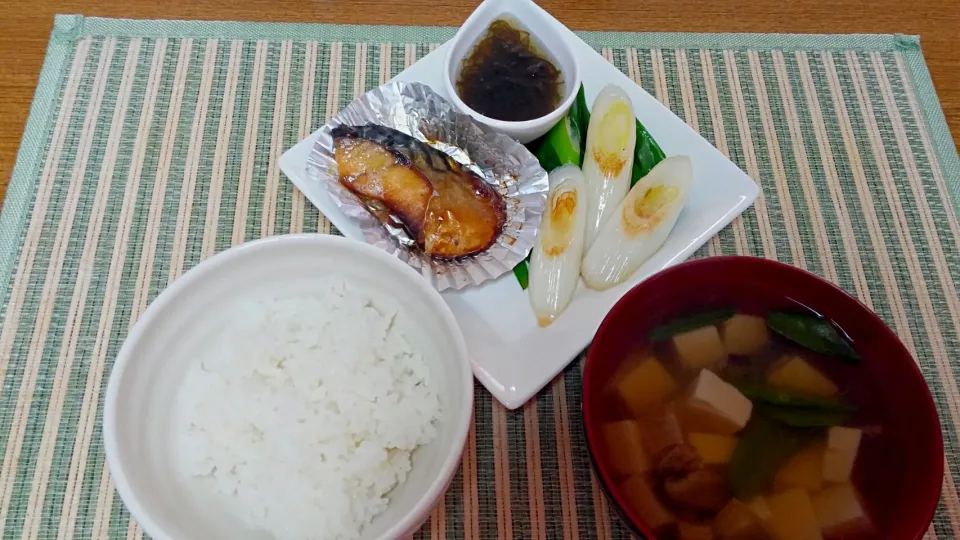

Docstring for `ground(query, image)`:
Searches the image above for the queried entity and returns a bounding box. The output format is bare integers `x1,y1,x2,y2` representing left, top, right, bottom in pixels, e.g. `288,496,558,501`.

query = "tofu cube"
674,325,728,370
767,356,838,398
615,356,679,416
688,433,739,465
682,369,753,435
619,476,676,532
721,314,769,356
766,489,824,540
638,404,685,457
811,484,874,538
745,496,772,522
680,522,716,540
713,499,767,540
774,442,826,492
822,427,862,483
601,420,650,476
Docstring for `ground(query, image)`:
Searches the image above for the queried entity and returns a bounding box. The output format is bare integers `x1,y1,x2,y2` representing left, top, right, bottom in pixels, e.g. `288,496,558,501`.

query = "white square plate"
279,7,759,410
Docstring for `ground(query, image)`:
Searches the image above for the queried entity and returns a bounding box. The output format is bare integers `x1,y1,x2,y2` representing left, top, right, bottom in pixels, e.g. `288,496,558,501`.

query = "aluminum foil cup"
306,81,549,291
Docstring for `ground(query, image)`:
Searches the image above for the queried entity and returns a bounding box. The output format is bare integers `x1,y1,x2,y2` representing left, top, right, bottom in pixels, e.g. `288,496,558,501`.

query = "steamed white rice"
174,275,441,540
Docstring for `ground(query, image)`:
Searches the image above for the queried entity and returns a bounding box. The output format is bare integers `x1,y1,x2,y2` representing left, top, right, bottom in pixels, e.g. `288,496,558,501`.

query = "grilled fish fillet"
333,124,506,259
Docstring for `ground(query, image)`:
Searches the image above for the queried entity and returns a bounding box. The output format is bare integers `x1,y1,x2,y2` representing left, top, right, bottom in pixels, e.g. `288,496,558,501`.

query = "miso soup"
597,307,880,540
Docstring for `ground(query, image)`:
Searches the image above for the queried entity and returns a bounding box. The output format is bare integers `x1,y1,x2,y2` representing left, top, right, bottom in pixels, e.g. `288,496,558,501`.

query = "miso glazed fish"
582,84,637,248
528,165,587,327
333,124,507,259
581,156,692,290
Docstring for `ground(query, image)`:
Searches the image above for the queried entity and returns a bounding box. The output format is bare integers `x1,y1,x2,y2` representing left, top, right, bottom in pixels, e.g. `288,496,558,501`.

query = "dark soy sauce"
456,18,563,122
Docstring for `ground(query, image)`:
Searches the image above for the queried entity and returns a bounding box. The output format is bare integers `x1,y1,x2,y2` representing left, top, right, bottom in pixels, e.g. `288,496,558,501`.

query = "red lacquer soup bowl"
582,256,943,539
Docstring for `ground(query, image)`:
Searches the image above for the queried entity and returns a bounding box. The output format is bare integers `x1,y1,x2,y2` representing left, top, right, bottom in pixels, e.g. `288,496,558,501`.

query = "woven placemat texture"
1,14,960,539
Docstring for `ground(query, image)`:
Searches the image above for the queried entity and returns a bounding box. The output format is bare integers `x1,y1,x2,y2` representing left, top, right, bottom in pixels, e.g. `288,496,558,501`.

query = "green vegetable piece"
758,405,851,427
570,84,590,160
630,119,667,186
538,115,581,171
648,308,737,342
767,311,861,363
532,137,561,173
735,381,855,412
513,260,530,290
528,84,590,173
727,415,818,499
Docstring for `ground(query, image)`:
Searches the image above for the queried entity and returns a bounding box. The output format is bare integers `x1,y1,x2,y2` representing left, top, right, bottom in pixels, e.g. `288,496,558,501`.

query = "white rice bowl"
176,276,441,540
103,235,472,540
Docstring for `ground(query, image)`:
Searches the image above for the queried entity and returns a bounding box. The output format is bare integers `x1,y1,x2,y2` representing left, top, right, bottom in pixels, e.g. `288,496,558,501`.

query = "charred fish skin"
332,124,507,259
333,124,417,166
334,124,472,181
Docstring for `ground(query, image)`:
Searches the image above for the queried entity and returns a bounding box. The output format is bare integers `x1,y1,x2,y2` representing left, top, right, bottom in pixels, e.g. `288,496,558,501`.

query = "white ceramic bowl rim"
103,234,475,540
442,0,582,130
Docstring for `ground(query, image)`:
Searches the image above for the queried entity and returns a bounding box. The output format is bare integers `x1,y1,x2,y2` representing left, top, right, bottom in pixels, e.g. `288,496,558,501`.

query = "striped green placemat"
2,14,959,540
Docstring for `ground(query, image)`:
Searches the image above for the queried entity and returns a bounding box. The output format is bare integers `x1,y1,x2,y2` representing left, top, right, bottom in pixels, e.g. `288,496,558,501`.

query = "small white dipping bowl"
103,234,474,540
443,0,581,143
